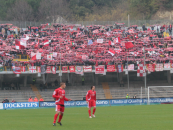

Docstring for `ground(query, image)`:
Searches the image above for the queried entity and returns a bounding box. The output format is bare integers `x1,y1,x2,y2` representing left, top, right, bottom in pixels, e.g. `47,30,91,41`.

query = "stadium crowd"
0,23,173,68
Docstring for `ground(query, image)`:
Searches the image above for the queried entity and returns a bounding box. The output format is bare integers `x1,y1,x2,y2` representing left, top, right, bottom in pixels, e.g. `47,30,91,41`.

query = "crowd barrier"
1,97,173,110
40,98,173,108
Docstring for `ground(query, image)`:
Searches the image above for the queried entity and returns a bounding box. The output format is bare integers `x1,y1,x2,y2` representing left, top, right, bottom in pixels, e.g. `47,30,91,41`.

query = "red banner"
107,65,116,72
171,63,173,68
62,66,68,73
46,66,51,73
37,67,41,73
51,66,56,74
21,66,25,72
12,66,21,74
95,65,105,74
69,66,75,72
83,66,92,72
147,64,155,72
117,65,123,73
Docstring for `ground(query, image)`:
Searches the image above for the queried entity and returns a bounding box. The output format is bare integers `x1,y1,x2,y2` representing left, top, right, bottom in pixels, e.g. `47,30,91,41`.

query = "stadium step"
102,82,112,99
30,84,44,100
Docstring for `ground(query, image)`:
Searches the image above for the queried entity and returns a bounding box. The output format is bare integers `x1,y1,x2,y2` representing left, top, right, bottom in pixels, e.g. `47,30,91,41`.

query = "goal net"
147,86,173,105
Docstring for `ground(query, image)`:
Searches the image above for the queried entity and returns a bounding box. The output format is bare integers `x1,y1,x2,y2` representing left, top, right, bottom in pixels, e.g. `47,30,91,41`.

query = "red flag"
15,40,26,49
114,37,120,43
137,64,146,77
31,55,36,60
108,49,115,56
31,52,36,60
43,40,50,47
125,42,134,49
109,40,114,45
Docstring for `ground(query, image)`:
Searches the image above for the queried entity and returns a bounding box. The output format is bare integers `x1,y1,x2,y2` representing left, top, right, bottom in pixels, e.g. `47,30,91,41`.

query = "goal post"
148,86,173,105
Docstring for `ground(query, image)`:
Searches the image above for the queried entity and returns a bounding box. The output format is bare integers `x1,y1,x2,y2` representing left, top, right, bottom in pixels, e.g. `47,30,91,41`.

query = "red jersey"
86,90,96,101
52,87,69,105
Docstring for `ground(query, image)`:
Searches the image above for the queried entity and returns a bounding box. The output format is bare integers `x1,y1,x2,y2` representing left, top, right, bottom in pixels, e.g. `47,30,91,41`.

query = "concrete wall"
0,70,172,86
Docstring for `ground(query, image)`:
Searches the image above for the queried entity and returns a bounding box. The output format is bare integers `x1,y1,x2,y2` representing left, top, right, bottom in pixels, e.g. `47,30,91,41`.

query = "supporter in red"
86,86,96,118
34,97,38,102
28,96,33,102
52,82,71,126
39,98,44,102
11,99,15,103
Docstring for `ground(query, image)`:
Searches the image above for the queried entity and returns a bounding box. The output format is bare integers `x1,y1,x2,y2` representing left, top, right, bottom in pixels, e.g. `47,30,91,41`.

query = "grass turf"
0,104,173,130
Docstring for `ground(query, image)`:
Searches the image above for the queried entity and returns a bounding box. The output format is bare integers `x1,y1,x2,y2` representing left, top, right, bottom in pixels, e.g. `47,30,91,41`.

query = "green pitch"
0,104,173,130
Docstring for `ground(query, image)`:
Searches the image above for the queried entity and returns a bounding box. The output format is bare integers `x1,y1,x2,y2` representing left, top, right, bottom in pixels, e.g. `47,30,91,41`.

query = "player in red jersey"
86,86,96,118
52,82,71,126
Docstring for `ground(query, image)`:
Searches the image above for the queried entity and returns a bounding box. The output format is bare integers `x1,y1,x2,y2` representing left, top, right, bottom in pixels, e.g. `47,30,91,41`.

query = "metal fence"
1,19,173,28
70,20,173,27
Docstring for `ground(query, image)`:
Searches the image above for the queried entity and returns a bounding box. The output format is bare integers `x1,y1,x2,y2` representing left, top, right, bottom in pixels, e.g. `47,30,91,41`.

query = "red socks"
93,108,96,115
53,114,58,123
58,114,63,123
54,114,63,123
88,109,91,116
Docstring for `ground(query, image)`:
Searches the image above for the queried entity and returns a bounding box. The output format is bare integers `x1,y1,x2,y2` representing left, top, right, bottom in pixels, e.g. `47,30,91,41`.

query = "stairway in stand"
102,82,112,99
30,84,44,100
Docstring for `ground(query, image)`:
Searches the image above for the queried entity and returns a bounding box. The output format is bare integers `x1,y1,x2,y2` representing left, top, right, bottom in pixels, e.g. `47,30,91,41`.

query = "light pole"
60,43,62,82
143,47,147,98
127,51,129,94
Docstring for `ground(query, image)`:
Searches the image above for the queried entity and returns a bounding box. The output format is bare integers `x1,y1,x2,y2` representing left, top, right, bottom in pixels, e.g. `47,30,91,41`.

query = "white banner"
47,55,52,60
128,64,134,71
53,52,57,57
170,69,173,73
0,103,3,109
75,66,83,75
83,66,92,72
36,53,41,59
155,64,163,71
97,39,103,43
164,63,170,69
